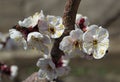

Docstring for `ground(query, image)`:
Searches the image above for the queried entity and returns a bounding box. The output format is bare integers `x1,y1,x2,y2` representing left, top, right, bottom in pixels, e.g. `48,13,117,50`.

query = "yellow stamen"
48,27,56,34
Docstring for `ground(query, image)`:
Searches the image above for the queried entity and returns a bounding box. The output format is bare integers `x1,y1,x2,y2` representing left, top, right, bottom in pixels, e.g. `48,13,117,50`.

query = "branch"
51,0,81,63
22,0,81,82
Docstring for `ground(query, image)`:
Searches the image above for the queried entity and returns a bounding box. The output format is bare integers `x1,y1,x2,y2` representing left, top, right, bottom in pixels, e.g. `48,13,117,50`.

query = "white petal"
62,58,69,66
83,42,93,55
22,38,28,50
59,36,73,53
56,66,70,76
18,17,33,27
93,46,107,59
69,48,85,58
98,26,109,41
76,14,82,23
87,25,99,31
83,25,98,42
46,70,57,81
9,29,27,49
36,58,49,69
9,29,23,40
39,10,45,20
27,32,43,41
70,29,83,40
51,27,64,38
10,65,18,79
18,12,40,28
42,35,51,44
93,39,109,59
84,16,89,26
38,20,49,33
99,38,109,50
47,15,62,26
27,32,50,54
48,59,55,69
38,69,46,79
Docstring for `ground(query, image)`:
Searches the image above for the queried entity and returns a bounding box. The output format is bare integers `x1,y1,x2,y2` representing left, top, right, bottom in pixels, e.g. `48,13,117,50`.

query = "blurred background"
0,0,120,82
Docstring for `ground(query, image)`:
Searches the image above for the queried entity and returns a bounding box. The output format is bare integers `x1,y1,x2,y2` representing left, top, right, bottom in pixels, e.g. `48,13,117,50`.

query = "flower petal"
47,15,62,26
9,29,27,49
42,35,51,45
56,66,70,77
93,39,109,59
46,70,57,81
18,12,40,28
98,26,109,41
83,25,99,42
76,14,82,23
38,20,49,33
36,58,49,69
27,32,50,54
93,46,107,59
9,29,23,40
51,27,64,38
38,69,46,79
99,38,109,49
69,48,85,58
83,42,93,55
59,36,73,53
70,29,83,40
48,59,55,69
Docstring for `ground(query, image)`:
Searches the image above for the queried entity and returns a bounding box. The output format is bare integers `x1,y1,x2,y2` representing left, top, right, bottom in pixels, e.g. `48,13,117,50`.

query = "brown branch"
51,0,81,63
22,0,81,82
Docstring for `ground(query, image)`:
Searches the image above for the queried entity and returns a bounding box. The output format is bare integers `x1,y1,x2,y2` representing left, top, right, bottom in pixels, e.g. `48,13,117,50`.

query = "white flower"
76,14,89,31
37,58,56,81
18,11,44,28
38,15,65,38
83,25,109,59
10,65,18,79
37,58,69,81
59,28,84,58
9,29,27,50
27,32,51,54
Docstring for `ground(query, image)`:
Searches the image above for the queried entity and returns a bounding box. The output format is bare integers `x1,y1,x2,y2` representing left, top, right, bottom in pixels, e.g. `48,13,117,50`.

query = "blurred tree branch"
22,0,81,82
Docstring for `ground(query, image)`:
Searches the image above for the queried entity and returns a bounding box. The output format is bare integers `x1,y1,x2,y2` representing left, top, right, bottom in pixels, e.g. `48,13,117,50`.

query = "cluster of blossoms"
9,10,64,54
0,62,18,80
9,10,109,81
60,14,109,59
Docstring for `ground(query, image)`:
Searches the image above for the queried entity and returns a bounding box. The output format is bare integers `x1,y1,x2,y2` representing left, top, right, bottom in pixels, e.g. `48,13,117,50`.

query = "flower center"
47,65,53,71
73,41,79,47
48,27,55,34
73,40,82,50
31,36,39,42
93,40,98,46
